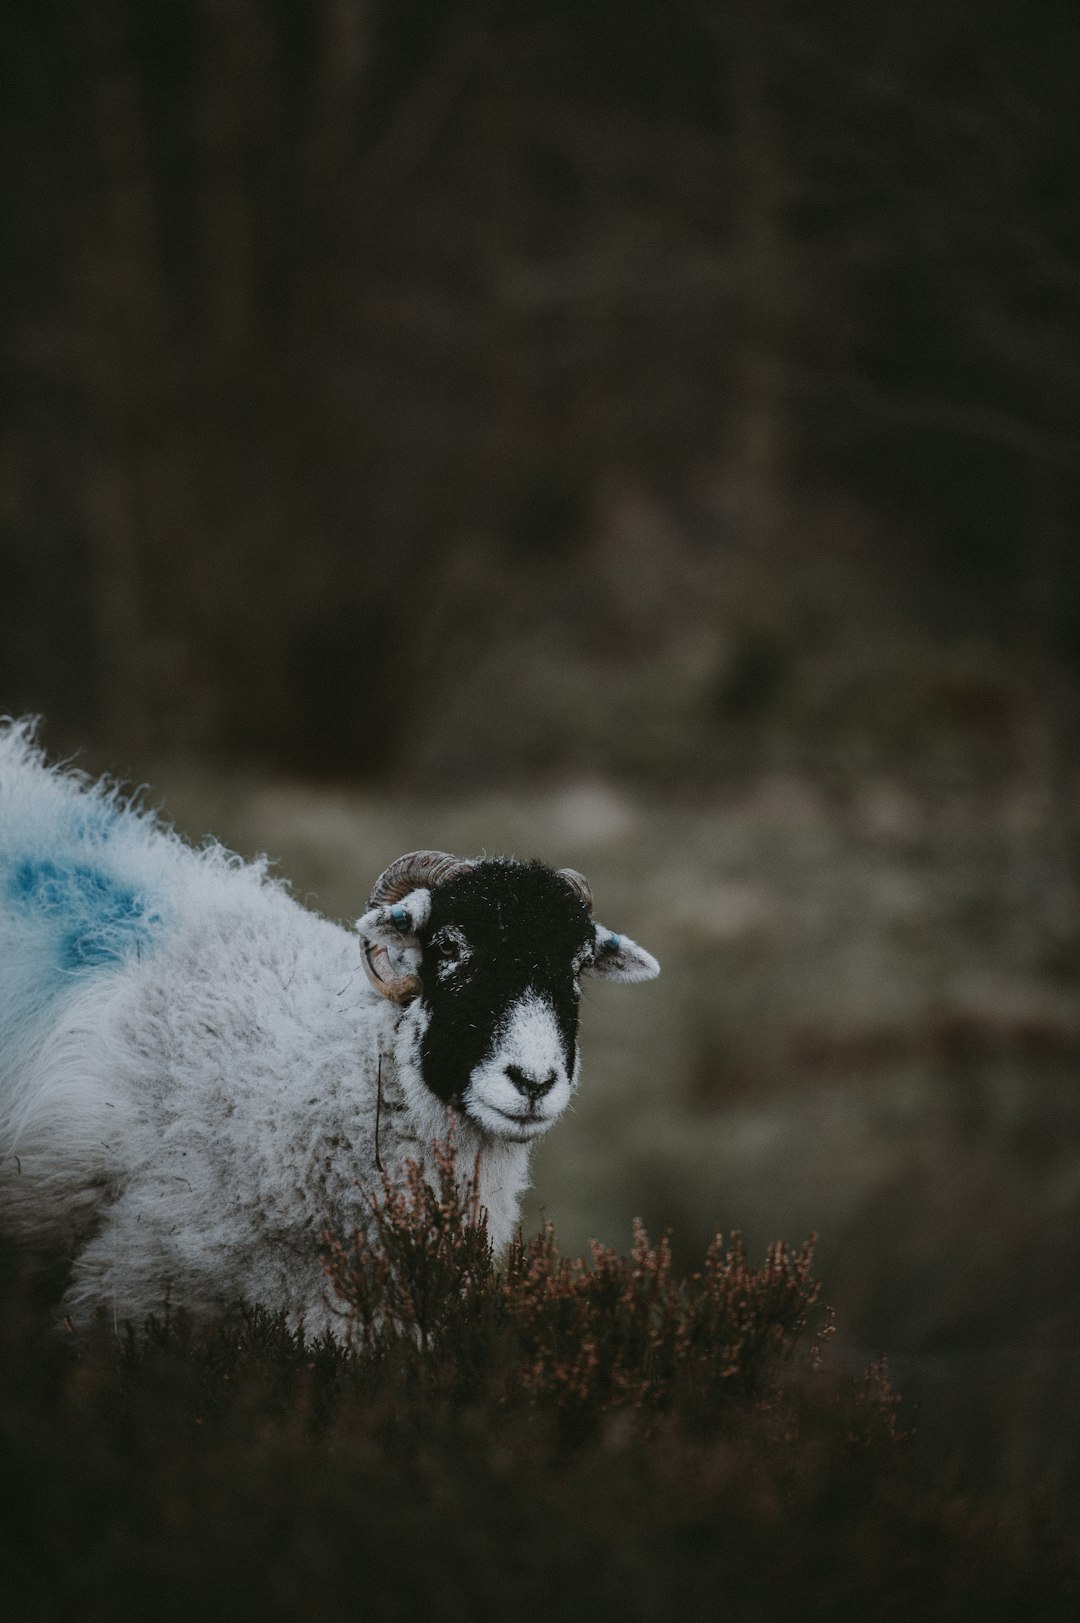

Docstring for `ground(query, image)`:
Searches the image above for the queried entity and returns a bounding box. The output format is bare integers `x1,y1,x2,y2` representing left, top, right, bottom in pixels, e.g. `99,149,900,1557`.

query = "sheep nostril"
505,1064,557,1101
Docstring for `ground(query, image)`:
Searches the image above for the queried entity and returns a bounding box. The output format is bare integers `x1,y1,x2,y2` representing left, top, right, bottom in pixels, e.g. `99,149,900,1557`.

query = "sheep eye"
436,937,460,959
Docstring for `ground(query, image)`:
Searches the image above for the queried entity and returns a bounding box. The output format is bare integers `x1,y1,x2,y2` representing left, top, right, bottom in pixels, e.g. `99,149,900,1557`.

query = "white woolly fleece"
0,721,532,1335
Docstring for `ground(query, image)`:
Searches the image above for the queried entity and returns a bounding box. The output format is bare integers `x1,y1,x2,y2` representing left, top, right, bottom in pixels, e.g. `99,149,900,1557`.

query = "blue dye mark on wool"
8,857,161,971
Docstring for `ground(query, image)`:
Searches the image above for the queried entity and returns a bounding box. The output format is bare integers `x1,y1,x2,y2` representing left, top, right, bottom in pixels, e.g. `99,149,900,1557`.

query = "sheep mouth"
469,1102,558,1142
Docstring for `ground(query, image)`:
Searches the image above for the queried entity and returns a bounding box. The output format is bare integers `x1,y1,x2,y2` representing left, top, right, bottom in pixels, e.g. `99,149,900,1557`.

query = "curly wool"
0,720,530,1333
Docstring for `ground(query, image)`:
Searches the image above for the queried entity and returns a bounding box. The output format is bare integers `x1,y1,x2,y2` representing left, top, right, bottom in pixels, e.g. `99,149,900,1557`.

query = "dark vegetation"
1,1142,1075,1621
2,0,1078,785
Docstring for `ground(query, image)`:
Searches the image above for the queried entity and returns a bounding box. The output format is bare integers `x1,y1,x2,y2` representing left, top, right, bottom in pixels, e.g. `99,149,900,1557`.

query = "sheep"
0,719,659,1334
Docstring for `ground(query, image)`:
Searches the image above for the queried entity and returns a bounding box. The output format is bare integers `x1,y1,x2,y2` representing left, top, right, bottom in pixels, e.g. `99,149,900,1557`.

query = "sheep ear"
583,922,660,983
356,887,431,947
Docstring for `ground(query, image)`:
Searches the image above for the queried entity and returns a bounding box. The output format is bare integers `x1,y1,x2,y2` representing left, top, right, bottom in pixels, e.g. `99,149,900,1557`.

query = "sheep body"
0,721,530,1331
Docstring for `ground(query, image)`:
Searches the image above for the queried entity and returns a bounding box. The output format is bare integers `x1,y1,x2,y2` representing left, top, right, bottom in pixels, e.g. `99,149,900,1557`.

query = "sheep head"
357,850,659,1142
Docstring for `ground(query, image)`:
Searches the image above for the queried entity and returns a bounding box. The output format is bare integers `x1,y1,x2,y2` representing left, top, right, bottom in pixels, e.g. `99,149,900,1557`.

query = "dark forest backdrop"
3,0,1078,786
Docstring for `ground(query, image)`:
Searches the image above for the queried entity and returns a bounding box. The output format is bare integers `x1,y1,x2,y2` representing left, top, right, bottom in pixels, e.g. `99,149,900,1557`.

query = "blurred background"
3,0,1079,1498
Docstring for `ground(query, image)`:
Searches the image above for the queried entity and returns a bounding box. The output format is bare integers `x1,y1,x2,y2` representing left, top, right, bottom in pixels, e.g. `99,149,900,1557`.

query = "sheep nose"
505,1064,558,1102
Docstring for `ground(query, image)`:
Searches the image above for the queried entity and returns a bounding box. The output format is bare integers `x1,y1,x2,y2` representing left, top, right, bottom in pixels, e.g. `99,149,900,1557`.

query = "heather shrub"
0,1136,1074,1623
321,1135,841,1439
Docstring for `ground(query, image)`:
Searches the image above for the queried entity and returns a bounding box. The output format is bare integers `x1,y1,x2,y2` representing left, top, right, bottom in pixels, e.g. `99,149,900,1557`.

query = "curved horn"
557,867,594,914
361,942,421,1006
362,850,476,1005
367,849,475,909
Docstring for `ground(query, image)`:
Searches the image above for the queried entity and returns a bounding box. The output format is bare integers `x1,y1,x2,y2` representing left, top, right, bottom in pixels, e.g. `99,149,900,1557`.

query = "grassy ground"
1,1148,1075,1622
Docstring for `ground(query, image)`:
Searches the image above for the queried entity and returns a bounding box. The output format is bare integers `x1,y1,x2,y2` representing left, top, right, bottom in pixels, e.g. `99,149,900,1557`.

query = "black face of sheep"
357,852,659,1143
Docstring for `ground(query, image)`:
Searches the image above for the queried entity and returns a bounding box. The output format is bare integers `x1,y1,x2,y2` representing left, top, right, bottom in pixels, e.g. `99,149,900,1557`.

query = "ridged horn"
362,850,476,1005
367,849,475,909
557,867,594,914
